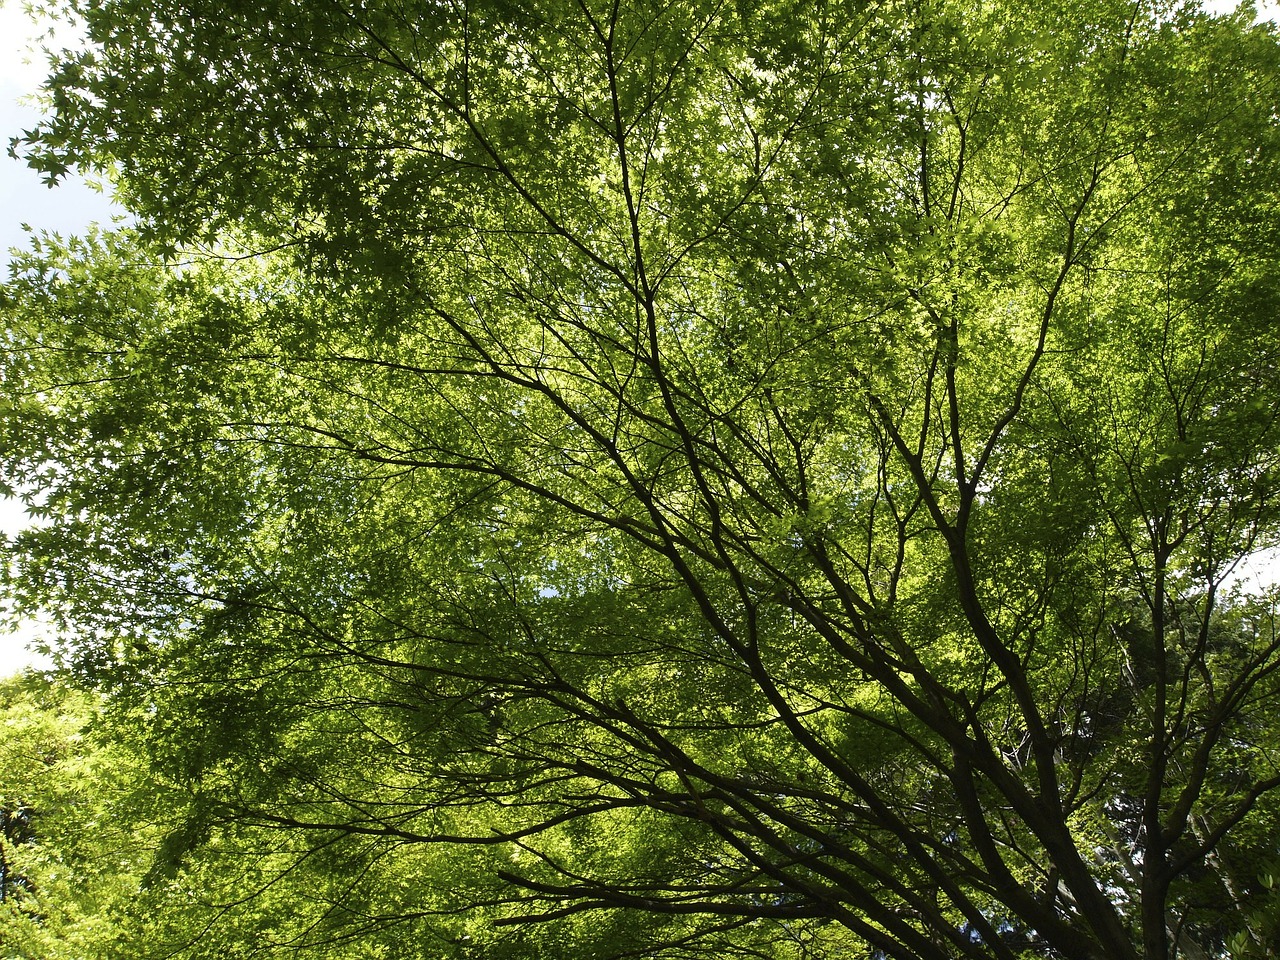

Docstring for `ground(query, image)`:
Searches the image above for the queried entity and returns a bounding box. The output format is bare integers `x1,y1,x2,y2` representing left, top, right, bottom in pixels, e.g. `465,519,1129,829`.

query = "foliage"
5,0,1280,958
0,672,147,959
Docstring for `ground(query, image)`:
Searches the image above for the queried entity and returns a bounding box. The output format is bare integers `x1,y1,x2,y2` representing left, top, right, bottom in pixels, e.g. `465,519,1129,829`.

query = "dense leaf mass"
5,0,1280,957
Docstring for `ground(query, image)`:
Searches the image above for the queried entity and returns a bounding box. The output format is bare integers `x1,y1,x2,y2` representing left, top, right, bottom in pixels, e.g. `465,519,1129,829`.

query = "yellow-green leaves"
6,1,1280,958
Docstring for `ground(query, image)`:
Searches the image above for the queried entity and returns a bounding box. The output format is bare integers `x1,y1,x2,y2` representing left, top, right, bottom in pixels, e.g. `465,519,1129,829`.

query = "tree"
0,672,152,959
4,0,1280,957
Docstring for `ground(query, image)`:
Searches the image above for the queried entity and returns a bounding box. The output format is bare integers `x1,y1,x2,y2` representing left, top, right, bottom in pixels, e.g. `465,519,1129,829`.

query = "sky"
0,0,1277,675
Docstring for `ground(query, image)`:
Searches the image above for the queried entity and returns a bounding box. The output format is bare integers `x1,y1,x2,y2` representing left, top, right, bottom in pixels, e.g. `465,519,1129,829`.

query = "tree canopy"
4,0,1280,958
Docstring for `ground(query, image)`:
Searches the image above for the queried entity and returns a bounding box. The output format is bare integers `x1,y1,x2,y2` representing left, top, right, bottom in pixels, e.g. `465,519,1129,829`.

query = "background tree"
4,0,1280,958
0,672,152,959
